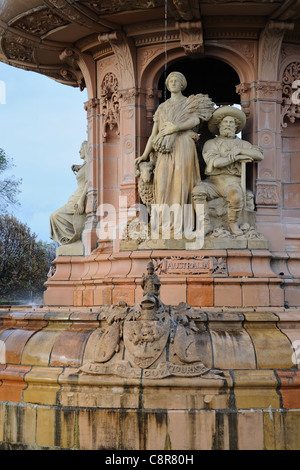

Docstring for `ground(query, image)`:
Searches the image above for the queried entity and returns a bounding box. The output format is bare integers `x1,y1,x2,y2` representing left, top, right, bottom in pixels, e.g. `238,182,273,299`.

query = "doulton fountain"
0,0,300,450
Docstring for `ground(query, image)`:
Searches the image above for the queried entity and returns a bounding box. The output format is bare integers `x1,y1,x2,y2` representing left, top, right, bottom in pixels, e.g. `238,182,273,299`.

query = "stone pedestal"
0,306,299,450
45,247,291,309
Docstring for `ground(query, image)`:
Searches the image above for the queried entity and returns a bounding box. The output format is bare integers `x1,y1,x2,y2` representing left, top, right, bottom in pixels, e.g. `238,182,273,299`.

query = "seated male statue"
192,106,264,236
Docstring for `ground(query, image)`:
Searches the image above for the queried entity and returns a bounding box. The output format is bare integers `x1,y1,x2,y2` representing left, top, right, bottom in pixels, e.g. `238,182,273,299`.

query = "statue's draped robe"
151,94,213,236
50,163,87,245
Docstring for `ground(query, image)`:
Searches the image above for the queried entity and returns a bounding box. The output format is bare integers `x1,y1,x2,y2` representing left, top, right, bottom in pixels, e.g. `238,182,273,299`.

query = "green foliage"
0,214,56,302
0,148,22,209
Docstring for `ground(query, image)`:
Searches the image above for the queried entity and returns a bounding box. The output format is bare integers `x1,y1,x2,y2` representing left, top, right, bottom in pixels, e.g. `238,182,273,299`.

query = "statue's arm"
203,140,236,169
135,122,159,166
237,143,264,162
72,163,83,173
160,116,200,135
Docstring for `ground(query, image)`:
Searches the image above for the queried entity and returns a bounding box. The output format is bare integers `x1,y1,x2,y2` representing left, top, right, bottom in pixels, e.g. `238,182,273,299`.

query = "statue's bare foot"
229,223,243,236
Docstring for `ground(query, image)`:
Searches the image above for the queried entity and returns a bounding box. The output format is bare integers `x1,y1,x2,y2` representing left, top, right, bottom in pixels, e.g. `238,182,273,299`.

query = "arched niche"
138,47,255,185
139,41,255,98
157,57,240,106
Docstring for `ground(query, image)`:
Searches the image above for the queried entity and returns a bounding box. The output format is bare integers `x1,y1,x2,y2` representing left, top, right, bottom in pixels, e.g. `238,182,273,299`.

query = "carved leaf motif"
83,0,165,15
2,34,35,62
10,7,69,36
281,62,300,127
100,72,120,139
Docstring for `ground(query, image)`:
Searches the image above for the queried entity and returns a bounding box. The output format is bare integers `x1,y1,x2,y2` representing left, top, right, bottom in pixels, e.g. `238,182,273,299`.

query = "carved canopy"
0,0,299,88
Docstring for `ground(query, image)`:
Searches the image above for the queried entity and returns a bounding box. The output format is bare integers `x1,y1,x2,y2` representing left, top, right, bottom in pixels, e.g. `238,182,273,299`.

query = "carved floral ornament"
8,7,69,36
281,62,300,127
100,72,120,139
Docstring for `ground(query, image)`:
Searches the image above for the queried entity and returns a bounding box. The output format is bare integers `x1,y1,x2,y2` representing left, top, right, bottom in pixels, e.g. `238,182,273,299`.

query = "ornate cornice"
0,0,299,88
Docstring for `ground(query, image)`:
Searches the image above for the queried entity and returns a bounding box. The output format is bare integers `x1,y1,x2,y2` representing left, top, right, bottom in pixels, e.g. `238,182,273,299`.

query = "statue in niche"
79,263,224,380
192,106,264,237
50,141,88,246
135,71,215,236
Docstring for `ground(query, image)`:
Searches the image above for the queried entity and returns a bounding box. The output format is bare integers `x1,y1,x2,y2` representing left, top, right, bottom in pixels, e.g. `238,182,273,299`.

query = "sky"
0,62,88,243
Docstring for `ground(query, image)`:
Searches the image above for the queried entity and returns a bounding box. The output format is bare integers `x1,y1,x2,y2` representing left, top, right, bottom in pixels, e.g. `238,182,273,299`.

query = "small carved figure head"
80,141,88,160
147,261,155,274
166,71,187,92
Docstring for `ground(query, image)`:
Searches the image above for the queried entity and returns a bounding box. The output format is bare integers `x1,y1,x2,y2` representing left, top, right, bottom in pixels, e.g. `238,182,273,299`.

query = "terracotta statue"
141,261,161,297
135,71,214,236
50,141,88,245
192,106,264,236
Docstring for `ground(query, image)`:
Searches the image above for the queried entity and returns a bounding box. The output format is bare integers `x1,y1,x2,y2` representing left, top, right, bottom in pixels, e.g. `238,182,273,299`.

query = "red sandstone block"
187,278,214,307
5,329,43,365
284,184,300,209
83,289,94,307
291,153,300,182
94,285,112,306
242,282,270,307
0,365,31,403
214,281,242,307
269,281,284,307
112,285,135,306
277,371,300,409
50,326,94,367
227,250,252,277
160,279,187,306
74,290,83,307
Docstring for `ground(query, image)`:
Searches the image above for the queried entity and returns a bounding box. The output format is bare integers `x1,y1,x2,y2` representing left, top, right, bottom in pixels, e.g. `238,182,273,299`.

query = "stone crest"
79,264,223,380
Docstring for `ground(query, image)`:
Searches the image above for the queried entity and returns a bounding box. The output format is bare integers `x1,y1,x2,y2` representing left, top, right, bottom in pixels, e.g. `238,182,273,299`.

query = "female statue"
50,141,88,245
135,72,214,236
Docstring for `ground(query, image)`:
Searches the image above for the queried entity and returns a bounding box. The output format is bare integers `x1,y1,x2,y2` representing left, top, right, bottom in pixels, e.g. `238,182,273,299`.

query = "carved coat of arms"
79,263,224,380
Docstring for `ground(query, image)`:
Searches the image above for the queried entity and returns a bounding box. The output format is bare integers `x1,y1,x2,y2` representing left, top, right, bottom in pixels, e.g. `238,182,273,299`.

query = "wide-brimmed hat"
208,105,246,135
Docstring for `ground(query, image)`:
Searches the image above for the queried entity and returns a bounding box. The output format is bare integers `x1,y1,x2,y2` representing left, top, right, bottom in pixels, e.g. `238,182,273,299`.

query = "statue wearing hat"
192,106,264,236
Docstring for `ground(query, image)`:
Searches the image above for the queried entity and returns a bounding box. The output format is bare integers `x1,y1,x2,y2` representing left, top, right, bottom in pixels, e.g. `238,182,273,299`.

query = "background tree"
0,214,56,303
0,148,21,209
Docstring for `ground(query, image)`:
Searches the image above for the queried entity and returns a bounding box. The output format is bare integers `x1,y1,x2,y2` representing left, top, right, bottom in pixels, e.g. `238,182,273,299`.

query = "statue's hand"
160,122,179,136
135,155,147,169
236,154,253,163
72,164,81,173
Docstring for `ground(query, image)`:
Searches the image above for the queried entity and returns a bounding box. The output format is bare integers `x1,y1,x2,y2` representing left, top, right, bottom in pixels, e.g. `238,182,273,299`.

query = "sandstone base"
0,307,299,450
45,248,300,308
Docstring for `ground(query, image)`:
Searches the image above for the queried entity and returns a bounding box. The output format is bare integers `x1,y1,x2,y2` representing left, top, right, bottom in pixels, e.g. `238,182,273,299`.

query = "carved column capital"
253,80,282,102
84,97,100,118
236,82,251,117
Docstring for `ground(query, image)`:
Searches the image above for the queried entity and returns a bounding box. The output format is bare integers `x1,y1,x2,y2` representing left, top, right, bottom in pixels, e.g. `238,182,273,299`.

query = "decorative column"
251,79,283,235
82,97,101,255
241,20,294,251
97,31,138,246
